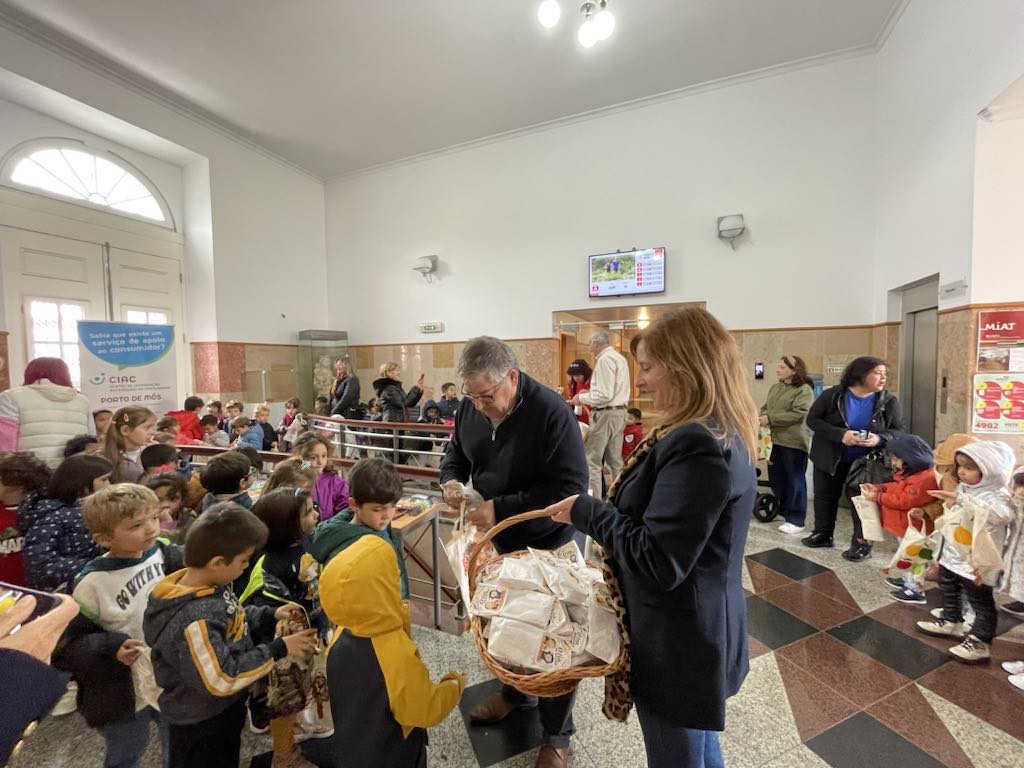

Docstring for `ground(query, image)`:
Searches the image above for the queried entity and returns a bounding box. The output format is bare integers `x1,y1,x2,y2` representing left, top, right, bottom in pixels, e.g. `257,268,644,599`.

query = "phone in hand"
0,582,65,629
857,429,870,440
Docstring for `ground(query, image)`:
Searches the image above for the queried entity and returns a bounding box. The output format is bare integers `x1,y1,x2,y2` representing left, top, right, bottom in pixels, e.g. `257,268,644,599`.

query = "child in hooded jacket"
916,440,1017,663
861,433,938,604
320,536,464,768
19,453,112,591
241,488,324,768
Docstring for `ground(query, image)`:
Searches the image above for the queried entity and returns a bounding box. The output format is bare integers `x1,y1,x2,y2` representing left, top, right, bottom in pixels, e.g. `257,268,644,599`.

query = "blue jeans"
636,701,724,768
101,706,168,768
767,445,808,526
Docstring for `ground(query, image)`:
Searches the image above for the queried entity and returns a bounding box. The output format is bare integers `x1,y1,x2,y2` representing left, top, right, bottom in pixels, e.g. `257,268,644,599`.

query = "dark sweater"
440,371,588,554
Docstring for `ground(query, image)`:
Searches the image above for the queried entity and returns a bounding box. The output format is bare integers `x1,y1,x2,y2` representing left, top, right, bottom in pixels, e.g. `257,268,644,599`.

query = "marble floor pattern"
10,512,1024,768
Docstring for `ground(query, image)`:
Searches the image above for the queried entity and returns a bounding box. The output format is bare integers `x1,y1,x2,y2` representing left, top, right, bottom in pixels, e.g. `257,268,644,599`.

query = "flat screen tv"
588,247,666,298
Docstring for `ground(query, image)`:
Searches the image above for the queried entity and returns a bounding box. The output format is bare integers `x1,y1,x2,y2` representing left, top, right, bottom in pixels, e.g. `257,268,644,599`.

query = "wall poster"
78,321,178,416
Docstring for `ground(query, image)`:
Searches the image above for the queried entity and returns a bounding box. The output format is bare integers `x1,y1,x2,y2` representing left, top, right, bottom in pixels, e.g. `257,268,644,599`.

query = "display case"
297,329,350,409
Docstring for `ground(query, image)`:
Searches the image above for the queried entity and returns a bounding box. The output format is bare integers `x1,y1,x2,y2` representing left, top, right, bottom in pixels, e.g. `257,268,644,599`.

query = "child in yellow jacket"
319,536,465,767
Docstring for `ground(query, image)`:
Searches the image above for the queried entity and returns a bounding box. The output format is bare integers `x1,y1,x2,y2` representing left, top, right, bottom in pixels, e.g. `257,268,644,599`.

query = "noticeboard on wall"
972,373,1024,434
977,309,1024,373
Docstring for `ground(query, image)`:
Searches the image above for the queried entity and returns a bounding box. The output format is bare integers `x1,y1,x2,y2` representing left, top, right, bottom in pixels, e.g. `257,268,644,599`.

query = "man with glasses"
441,336,587,768
571,330,631,498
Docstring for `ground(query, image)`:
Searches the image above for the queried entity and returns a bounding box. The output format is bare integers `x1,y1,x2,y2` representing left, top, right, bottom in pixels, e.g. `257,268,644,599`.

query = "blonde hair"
628,307,758,462
82,483,159,537
378,362,400,379
264,456,317,494
254,403,270,416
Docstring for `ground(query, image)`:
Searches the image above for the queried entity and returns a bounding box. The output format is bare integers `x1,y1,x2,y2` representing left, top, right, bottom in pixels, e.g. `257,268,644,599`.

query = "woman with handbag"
544,308,757,768
801,356,904,561
759,356,814,535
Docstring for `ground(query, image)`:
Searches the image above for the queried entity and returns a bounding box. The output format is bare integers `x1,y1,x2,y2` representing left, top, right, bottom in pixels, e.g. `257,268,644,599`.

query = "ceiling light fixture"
577,1,615,48
593,0,616,40
538,0,562,28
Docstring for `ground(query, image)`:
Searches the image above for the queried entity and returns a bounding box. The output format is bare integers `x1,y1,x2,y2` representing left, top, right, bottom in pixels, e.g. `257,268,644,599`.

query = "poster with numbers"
78,321,178,417
972,374,1024,434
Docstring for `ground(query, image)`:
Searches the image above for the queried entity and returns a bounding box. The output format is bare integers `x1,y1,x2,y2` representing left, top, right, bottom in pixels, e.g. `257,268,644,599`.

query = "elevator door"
906,307,938,443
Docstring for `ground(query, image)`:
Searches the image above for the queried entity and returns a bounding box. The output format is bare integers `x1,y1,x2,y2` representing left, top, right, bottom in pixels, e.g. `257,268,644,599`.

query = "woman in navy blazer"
546,308,758,768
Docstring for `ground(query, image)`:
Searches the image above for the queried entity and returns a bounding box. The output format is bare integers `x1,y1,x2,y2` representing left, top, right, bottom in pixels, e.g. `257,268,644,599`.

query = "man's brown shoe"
468,692,536,724
535,745,571,767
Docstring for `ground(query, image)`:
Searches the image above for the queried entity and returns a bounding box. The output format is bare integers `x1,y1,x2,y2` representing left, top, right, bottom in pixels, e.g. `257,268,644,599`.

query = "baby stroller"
751,427,779,522
752,466,779,522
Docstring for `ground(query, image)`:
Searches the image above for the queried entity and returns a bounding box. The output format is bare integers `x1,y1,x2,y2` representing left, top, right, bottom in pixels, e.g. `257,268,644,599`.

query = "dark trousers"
502,684,576,749
938,565,998,643
811,461,864,541
168,698,246,768
635,700,724,768
767,445,809,526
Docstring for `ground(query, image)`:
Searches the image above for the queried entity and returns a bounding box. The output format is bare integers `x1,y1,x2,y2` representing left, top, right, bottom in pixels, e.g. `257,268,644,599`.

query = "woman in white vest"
0,357,94,468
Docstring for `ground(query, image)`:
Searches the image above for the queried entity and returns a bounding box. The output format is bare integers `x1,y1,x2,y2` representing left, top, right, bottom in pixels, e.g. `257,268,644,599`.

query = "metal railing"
305,414,453,470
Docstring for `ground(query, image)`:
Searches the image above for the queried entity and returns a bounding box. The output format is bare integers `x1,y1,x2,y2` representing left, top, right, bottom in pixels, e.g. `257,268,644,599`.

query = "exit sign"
419,322,445,334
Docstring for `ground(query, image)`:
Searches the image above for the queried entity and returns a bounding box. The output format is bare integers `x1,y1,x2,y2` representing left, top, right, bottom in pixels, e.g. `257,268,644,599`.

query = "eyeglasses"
461,373,509,405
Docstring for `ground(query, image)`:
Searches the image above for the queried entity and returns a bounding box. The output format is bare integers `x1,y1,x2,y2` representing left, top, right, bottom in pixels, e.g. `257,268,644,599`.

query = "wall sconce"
717,214,746,250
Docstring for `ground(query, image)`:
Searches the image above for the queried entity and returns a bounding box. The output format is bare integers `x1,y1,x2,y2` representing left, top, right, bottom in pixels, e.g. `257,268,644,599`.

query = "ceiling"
1,0,903,178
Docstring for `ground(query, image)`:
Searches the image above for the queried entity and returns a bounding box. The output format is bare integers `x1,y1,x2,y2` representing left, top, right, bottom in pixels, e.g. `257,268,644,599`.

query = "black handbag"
846,449,892,496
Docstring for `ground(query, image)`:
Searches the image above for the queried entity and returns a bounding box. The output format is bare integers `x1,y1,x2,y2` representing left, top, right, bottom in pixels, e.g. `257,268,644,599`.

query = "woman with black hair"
802,356,904,561
565,359,593,425
759,356,814,535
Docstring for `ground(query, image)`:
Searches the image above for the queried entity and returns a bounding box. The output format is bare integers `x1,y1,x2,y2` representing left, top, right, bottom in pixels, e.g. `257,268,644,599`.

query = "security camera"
717,214,746,250
413,255,438,283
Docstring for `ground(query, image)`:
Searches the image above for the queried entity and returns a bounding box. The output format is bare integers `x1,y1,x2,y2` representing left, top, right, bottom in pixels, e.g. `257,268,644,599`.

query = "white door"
108,247,189,405
0,226,106,387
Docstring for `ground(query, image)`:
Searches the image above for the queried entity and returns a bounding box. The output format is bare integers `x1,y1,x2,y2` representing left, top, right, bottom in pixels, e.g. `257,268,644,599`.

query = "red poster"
979,310,1024,342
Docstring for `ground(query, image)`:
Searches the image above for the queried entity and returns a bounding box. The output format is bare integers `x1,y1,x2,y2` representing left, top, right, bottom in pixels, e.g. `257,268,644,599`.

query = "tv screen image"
588,247,665,297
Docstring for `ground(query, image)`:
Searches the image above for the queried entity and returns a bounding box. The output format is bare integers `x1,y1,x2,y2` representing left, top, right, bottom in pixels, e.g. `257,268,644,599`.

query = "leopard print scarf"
595,421,681,722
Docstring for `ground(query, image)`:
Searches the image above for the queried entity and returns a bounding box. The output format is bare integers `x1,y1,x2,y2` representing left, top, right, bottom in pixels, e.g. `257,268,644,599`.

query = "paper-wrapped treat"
529,547,589,604
546,600,572,637
470,584,554,628
585,595,621,664
495,554,545,591
488,617,573,672
551,541,585,569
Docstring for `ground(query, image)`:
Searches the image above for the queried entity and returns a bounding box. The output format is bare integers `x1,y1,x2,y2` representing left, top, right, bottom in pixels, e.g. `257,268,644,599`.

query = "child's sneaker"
884,576,905,589
916,617,969,638
999,600,1024,618
890,588,927,605
948,635,990,663
930,607,944,619
1010,673,1024,692
1001,660,1024,675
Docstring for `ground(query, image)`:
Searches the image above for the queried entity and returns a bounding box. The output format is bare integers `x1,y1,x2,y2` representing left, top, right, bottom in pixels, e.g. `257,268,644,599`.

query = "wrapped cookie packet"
471,539,621,672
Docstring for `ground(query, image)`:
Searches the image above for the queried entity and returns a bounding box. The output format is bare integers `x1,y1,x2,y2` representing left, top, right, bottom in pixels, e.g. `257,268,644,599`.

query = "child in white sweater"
56,484,182,768
916,441,1016,663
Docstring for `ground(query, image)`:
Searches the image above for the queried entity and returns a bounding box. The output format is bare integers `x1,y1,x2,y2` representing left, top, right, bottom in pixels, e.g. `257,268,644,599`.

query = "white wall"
971,115,1024,303
0,24,328,346
326,56,876,343
872,0,1024,316
0,96,184,229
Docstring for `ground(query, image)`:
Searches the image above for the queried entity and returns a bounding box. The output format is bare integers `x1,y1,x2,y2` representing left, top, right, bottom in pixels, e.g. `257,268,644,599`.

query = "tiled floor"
10,514,1024,768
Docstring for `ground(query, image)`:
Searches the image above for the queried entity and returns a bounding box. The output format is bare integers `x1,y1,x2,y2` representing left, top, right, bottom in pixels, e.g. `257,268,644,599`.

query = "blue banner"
79,322,174,370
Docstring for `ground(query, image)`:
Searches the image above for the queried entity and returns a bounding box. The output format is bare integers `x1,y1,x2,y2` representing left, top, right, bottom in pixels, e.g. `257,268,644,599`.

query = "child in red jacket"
622,407,644,459
861,433,937,604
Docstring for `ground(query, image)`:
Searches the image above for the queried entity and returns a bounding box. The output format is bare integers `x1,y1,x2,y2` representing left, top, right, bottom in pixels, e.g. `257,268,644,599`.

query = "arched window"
1,139,173,228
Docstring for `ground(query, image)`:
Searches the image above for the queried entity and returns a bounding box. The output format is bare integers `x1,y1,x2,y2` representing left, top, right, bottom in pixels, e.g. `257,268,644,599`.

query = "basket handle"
466,508,553,585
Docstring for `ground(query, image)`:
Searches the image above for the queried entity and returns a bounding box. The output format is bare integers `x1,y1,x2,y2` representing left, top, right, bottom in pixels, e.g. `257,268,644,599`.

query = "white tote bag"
852,495,886,542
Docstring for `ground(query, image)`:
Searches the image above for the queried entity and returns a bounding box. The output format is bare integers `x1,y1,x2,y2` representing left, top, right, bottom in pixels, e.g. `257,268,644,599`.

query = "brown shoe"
535,745,571,768
468,691,536,724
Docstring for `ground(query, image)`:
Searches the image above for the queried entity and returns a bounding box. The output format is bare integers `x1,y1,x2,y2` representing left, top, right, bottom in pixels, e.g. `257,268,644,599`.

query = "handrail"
178,444,441,481
306,414,453,468
307,414,454,434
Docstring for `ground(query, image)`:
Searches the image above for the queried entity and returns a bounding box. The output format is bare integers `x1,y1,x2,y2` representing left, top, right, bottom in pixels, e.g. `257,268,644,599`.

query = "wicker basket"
466,509,627,697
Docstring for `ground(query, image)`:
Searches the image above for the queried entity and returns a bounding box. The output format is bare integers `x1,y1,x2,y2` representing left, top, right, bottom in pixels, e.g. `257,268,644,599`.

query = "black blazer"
572,423,755,731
